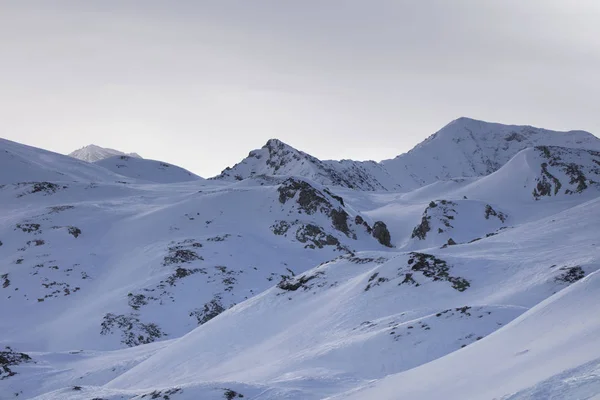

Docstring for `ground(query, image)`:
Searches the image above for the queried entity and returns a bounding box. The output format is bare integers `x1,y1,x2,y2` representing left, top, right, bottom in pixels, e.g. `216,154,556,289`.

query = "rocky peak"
214,118,600,192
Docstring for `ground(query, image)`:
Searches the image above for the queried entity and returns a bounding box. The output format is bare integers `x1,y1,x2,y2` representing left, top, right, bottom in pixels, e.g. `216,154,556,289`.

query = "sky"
1,1,599,177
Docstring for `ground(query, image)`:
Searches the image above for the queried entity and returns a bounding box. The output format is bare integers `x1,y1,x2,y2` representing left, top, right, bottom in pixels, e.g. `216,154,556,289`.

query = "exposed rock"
278,179,330,215
555,266,585,284
278,178,354,237
163,243,203,266
372,221,392,247
324,188,345,206
166,267,205,286
277,271,324,291
0,347,32,380
271,220,291,236
68,226,82,238
355,215,373,234
190,297,226,325
1,273,9,289
140,387,182,399
484,205,507,223
100,313,166,347
15,223,41,234
411,215,431,240
15,182,65,197
223,389,245,399
295,224,340,249
402,253,470,292
533,146,600,199
412,200,457,240
330,209,351,236
364,272,389,291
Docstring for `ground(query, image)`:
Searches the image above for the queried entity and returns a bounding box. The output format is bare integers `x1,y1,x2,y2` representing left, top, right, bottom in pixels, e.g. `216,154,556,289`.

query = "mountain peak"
264,138,285,147
69,145,142,163
262,138,299,152
215,119,600,191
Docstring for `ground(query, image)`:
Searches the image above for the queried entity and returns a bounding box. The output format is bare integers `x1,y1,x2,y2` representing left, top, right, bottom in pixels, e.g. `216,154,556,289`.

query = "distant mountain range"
213,117,600,191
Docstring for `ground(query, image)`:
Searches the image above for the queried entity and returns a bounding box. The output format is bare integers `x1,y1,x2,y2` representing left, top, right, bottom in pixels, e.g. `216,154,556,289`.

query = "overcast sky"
1,1,599,177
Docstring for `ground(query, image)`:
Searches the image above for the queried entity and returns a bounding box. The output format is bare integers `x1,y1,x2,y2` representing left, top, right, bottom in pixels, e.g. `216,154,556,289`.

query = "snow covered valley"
1,118,600,400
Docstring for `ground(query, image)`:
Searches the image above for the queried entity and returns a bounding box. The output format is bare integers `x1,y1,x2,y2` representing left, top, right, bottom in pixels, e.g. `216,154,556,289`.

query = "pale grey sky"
1,1,599,177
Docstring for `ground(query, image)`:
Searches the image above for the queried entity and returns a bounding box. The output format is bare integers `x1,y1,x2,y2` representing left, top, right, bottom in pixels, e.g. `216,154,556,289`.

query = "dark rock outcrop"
372,221,392,247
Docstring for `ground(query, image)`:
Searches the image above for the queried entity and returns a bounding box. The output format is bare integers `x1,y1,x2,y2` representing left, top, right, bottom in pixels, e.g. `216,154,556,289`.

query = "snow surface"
337,265,600,400
1,118,600,400
69,145,142,163
94,155,204,183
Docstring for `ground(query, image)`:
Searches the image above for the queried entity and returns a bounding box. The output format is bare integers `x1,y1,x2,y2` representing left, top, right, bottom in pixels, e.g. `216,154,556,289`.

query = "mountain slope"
212,139,399,191
57,195,600,399
380,117,600,190
95,156,204,183
1,119,600,400
5,156,599,399
0,138,135,184
455,145,600,203
0,174,391,354
339,267,600,400
69,144,142,163
213,118,600,192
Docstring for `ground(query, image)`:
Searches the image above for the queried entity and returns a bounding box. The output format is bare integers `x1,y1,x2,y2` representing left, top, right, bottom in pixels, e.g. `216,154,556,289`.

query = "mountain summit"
69,144,142,163
213,118,600,191
380,117,600,188
212,138,397,191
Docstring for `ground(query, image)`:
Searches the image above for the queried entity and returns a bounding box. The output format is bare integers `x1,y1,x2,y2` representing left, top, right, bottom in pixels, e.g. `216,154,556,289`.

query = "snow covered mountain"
1,117,600,400
69,144,142,163
380,117,600,190
214,117,600,191
213,138,398,191
0,138,136,184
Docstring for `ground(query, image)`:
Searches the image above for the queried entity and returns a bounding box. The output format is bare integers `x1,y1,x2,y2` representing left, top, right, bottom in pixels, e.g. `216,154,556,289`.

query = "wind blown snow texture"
1,117,600,400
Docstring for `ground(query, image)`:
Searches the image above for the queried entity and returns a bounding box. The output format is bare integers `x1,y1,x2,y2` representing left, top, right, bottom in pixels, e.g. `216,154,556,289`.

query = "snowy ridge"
1,117,600,400
95,156,204,183
339,261,600,400
213,118,600,192
0,138,135,184
213,139,398,191
69,144,142,163
456,145,600,203
381,117,600,190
